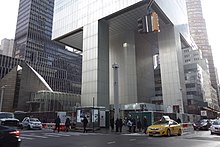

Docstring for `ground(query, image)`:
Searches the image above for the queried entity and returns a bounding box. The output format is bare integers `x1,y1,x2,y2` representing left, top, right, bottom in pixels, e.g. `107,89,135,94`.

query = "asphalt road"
20,129,220,147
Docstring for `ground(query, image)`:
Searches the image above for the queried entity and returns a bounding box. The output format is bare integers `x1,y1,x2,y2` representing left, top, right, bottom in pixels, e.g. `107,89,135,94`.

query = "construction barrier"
42,123,65,131
181,123,194,134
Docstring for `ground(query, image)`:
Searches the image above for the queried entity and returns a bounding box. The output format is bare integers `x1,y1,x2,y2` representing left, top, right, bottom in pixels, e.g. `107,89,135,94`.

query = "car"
0,112,19,127
146,116,182,137
193,119,211,130
21,117,42,130
210,119,220,135
0,125,21,147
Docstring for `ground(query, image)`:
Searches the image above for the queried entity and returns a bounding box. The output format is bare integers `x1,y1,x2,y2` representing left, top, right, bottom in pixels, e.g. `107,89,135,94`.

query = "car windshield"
213,121,220,125
30,118,39,122
0,113,14,119
153,120,169,125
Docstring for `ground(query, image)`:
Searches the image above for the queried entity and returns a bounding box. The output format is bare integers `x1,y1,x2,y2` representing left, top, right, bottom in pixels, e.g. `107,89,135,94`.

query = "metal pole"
112,63,119,121
0,86,6,112
93,97,94,132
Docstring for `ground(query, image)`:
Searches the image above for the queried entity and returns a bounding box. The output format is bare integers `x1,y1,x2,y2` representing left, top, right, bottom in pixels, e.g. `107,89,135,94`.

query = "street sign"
201,110,207,116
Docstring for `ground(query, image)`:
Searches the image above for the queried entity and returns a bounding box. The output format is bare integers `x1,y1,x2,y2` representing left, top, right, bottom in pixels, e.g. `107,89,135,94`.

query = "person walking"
127,119,132,133
65,117,71,132
110,117,114,131
54,116,61,133
132,118,136,133
119,118,123,132
82,116,88,133
176,117,181,124
137,119,142,132
115,118,120,132
142,116,148,134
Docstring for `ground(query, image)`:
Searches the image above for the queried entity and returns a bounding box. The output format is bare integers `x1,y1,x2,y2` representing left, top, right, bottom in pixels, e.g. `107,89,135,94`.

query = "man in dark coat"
115,118,119,132
82,116,88,133
65,117,71,132
54,116,61,133
110,117,114,131
119,118,123,132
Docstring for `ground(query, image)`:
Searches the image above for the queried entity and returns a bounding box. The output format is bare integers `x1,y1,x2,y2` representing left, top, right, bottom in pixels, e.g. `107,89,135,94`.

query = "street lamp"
0,85,7,112
112,63,119,121
92,97,94,132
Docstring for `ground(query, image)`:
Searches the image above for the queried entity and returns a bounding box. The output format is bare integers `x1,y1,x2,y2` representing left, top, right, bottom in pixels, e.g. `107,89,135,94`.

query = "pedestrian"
127,119,132,132
137,119,142,132
110,117,114,131
132,118,136,133
54,116,61,133
119,118,123,132
82,116,88,133
176,117,181,124
115,118,120,132
65,117,71,132
142,116,148,134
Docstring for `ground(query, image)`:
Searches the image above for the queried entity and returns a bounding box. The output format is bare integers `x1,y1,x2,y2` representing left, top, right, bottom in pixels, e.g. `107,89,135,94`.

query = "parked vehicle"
210,120,220,135
0,125,21,147
0,112,19,127
193,119,211,130
146,116,182,136
21,117,42,130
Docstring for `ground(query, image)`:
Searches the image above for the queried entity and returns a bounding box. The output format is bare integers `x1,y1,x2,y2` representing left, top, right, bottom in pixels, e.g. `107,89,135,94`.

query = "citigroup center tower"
52,0,191,114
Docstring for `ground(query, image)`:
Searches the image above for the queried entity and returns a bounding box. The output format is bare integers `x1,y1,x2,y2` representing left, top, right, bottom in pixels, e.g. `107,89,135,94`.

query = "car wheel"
178,129,182,136
211,131,214,135
167,129,171,137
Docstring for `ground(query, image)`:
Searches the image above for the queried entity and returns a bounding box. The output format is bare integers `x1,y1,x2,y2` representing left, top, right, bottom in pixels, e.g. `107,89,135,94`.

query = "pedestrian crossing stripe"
22,134,48,138
20,132,105,140
20,136,34,140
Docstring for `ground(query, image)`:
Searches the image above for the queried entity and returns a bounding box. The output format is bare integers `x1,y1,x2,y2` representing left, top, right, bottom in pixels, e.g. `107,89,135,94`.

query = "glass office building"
52,0,192,113
13,0,82,94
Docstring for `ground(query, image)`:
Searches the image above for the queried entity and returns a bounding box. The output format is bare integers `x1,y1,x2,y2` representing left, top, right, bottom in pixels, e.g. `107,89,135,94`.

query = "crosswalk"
20,132,102,140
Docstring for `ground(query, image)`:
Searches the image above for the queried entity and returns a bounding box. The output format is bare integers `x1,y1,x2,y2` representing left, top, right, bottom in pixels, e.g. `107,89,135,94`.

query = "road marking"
107,141,116,144
20,136,34,140
21,134,48,139
129,139,136,141
47,133,71,137
44,134,61,137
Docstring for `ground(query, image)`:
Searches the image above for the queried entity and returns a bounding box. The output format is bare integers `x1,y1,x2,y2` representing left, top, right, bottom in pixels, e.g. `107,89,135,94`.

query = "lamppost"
92,97,94,132
0,85,7,112
112,63,119,121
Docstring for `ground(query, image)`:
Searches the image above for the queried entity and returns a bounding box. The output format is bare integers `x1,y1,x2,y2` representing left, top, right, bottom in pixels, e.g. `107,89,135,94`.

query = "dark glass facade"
0,55,22,79
13,0,82,94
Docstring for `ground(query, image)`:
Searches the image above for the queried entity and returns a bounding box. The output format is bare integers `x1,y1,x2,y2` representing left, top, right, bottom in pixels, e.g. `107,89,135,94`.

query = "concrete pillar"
158,25,186,113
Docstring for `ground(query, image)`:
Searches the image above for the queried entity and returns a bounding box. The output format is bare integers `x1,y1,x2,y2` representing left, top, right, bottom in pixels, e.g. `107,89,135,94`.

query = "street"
20,129,220,147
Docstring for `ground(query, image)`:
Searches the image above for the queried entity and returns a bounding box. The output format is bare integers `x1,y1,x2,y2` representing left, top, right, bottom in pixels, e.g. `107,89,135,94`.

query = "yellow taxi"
146,116,182,137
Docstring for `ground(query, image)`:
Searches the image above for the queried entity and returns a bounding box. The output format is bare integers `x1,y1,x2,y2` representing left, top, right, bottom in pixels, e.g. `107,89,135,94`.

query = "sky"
0,0,219,79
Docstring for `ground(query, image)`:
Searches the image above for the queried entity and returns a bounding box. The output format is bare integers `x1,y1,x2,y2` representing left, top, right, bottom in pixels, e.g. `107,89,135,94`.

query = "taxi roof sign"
161,116,171,121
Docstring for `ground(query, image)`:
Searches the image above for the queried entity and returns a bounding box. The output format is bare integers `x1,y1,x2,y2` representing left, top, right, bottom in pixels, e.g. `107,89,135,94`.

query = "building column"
158,25,186,113
81,20,109,108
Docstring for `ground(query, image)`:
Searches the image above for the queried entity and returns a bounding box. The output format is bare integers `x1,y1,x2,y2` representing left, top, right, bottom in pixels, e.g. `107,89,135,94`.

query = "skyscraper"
13,0,82,94
1,38,14,57
185,0,218,91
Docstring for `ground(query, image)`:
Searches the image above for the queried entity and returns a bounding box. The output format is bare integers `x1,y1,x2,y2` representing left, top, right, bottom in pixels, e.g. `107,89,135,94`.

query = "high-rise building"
0,38,14,57
52,0,191,113
185,0,218,91
13,0,82,94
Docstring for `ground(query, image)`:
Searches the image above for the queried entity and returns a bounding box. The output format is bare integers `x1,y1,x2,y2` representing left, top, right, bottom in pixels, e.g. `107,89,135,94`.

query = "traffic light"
151,11,159,32
137,11,159,33
137,17,147,33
